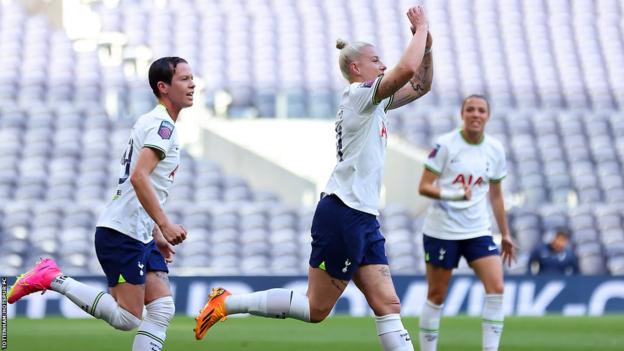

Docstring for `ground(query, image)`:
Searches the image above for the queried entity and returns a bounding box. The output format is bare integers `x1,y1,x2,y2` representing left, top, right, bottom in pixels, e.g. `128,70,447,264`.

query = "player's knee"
110,307,142,331
145,296,175,327
482,277,505,295
309,306,332,323
487,283,504,295
427,289,446,306
309,314,327,323
369,294,401,316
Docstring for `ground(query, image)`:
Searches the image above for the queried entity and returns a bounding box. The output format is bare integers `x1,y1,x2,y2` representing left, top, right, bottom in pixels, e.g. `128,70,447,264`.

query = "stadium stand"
1,0,623,276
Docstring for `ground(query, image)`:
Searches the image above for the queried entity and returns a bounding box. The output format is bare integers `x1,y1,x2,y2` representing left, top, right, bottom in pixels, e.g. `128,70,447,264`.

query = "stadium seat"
2,0,624,275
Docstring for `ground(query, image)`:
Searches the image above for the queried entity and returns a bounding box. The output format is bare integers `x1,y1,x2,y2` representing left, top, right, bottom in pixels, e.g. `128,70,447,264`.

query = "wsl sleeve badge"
157,121,175,140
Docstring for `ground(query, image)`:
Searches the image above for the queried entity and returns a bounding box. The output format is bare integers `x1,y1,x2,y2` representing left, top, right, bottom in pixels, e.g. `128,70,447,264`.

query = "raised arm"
387,31,433,110
374,6,429,103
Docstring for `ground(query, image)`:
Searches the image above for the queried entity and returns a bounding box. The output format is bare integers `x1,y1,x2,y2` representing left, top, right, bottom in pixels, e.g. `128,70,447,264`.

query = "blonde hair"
336,39,373,80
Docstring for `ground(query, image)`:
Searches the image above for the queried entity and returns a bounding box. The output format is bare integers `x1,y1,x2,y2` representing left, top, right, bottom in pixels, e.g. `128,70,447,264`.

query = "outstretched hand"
501,235,518,267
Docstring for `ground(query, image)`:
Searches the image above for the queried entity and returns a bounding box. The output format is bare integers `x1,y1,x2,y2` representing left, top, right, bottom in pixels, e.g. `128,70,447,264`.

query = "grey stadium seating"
1,0,624,276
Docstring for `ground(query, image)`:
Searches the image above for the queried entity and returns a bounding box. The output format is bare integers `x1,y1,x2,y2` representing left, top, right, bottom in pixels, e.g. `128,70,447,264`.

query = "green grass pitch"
6,315,624,350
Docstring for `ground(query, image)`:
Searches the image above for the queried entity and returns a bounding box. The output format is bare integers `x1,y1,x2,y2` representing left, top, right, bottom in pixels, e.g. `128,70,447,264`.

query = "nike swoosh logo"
36,265,50,272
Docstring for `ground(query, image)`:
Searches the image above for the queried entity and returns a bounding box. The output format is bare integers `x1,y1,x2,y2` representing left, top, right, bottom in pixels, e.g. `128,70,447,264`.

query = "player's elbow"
418,184,429,197
418,185,425,196
405,64,418,77
129,171,148,188
406,55,426,76
394,62,417,82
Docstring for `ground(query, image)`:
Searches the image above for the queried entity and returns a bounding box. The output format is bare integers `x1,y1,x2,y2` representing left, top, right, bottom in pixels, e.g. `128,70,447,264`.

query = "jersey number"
335,109,344,162
118,139,134,184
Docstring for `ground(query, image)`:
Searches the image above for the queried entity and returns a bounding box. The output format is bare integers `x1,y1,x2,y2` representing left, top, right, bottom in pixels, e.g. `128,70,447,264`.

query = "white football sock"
133,296,175,351
482,294,504,351
419,300,442,351
225,289,310,322
375,313,414,351
51,275,141,331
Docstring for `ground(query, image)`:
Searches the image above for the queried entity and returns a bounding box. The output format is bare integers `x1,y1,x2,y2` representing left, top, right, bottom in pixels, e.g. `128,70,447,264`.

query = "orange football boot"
194,287,232,340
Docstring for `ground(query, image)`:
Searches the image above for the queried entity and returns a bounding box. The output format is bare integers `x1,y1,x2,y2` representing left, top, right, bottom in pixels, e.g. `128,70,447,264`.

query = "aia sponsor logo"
452,174,485,187
380,120,387,138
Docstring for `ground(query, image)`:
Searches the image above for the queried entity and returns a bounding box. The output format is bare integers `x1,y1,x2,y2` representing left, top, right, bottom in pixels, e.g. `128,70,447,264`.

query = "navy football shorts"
95,226,168,287
423,233,500,269
309,194,388,280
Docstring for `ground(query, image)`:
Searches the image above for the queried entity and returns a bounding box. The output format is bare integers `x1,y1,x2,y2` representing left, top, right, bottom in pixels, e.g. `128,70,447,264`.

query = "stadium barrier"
199,120,429,214
4,275,623,318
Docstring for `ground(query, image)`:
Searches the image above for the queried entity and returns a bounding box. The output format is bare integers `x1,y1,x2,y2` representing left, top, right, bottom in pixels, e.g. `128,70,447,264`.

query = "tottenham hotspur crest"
138,261,144,276
438,248,446,261
342,259,352,273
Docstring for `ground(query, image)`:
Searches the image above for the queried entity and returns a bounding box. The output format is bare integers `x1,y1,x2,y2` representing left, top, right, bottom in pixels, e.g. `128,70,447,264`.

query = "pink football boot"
7,258,62,304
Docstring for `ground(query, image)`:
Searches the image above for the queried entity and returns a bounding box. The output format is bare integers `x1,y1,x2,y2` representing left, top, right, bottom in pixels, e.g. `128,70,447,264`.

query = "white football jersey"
323,75,394,216
97,105,181,243
422,129,507,240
